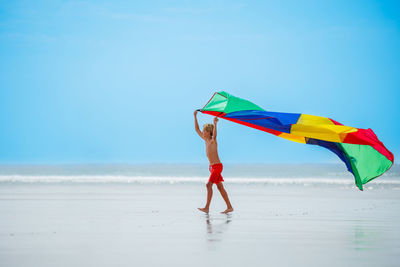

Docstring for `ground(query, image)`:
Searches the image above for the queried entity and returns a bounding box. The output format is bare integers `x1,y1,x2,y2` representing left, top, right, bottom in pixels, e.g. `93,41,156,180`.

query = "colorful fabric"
209,163,224,184
200,91,394,190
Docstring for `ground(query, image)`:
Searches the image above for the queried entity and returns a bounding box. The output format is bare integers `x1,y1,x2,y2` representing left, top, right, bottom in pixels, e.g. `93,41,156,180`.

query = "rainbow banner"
199,91,394,190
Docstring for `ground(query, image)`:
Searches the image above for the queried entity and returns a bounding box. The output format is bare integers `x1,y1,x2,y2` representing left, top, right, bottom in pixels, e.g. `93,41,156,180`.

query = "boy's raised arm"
212,117,218,140
194,110,204,139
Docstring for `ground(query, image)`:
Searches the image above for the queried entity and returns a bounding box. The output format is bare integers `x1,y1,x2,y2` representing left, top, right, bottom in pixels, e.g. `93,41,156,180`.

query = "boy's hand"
214,117,219,124
194,110,198,116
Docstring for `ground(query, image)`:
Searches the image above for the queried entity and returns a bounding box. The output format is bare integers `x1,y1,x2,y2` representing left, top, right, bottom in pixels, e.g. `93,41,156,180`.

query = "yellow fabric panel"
296,114,335,125
291,114,358,142
277,132,306,144
291,124,358,143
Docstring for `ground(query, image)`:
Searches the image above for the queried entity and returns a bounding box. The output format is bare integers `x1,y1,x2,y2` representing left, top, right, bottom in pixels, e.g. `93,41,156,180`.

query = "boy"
194,110,234,214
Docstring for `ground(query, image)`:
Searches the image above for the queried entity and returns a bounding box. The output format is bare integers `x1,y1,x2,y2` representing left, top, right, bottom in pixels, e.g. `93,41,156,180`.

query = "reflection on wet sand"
352,220,380,251
204,213,232,242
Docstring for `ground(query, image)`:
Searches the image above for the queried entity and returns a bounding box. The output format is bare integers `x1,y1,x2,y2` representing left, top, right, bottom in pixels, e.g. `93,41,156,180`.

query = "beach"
2,0,399,266
0,164,399,267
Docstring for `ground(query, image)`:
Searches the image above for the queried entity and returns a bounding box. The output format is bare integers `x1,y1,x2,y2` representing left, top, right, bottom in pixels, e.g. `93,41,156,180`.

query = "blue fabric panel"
224,110,301,133
306,138,354,174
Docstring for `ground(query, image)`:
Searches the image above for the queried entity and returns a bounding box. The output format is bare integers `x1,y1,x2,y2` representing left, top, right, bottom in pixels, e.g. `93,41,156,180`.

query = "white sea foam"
0,175,399,186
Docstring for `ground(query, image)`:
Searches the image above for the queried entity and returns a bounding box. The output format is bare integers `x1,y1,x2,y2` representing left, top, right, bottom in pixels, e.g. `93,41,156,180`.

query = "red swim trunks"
208,163,224,184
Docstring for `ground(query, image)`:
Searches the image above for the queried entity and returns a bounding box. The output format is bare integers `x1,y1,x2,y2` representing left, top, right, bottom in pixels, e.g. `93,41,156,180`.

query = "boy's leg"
216,183,234,213
198,182,213,213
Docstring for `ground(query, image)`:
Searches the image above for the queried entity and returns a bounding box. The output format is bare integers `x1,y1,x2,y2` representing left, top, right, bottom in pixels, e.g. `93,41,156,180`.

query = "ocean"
0,163,399,189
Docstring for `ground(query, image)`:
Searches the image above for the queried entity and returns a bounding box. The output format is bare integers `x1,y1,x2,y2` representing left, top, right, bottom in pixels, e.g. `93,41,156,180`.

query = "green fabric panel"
339,143,393,190
203,91,265,113
202,92,228,112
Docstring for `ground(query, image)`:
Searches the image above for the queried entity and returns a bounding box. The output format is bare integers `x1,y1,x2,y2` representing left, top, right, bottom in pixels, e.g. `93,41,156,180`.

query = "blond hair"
203,124,214,136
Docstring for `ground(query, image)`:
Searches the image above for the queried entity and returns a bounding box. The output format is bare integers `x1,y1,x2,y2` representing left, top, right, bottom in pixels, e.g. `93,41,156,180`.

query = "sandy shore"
0,183,399,267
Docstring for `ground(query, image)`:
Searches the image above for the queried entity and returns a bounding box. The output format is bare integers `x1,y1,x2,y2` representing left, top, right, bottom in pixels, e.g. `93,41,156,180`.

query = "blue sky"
0,0,399,164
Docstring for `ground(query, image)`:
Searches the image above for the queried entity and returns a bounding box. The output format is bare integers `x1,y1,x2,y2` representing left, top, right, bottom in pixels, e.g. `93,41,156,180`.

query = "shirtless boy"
194,110,234,214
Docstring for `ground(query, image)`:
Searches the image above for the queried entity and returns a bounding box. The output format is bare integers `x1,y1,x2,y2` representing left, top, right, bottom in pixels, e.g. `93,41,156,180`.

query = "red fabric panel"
328,119,393,163
343,128,394,162
201,110,226,117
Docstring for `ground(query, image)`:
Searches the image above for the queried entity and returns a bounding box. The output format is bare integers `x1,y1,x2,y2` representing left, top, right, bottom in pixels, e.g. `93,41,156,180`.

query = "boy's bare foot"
198,208,209,213
220,208,234,214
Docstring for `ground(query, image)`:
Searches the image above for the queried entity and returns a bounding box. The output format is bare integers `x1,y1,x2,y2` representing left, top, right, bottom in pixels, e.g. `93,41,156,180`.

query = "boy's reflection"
204,213,232,242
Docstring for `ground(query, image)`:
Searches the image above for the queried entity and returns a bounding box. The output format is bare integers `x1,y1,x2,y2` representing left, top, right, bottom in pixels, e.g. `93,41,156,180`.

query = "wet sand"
0,183,399,267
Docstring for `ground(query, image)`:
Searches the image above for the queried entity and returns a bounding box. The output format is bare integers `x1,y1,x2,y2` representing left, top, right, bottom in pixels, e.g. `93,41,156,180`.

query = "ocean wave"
0,175,399,186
